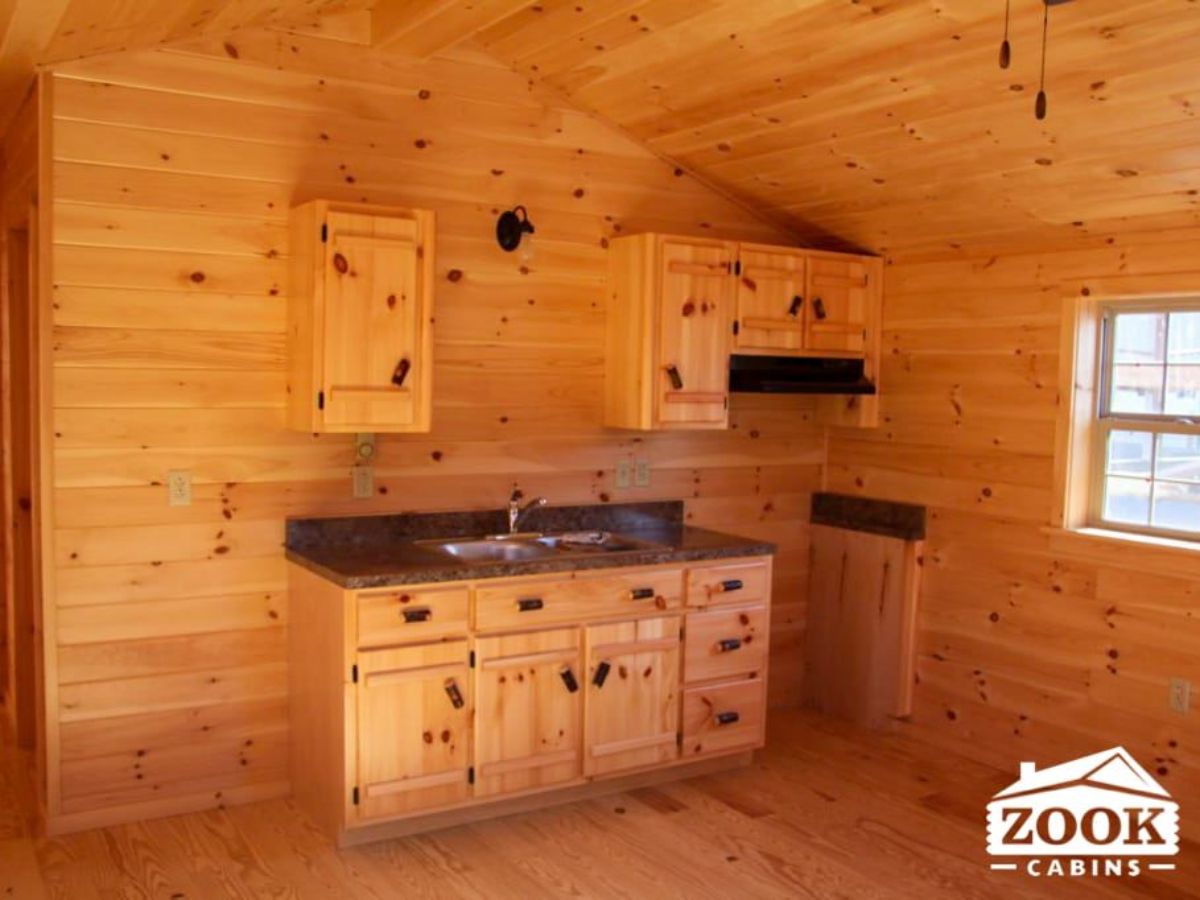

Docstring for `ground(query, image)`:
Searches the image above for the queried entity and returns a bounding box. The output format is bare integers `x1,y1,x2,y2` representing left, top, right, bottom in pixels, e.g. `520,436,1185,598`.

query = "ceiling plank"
0,0,68,132
372,0,536,57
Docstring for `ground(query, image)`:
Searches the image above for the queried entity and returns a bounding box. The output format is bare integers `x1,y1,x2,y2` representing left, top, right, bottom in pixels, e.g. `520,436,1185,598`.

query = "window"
1091,303,1200,538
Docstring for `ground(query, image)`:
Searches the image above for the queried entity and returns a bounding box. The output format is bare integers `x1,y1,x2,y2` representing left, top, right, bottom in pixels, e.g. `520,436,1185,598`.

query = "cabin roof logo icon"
986,746,1179,862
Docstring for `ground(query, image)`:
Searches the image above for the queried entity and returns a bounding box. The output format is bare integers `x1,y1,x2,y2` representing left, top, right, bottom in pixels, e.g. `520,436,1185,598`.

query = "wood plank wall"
45,32,823,831
828,231,1200,827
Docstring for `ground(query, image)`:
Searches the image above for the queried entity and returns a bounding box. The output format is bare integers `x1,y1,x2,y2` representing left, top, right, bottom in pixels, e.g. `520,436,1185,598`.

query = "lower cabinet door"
584,616,682,777
474,628,583,797
354,641,471,820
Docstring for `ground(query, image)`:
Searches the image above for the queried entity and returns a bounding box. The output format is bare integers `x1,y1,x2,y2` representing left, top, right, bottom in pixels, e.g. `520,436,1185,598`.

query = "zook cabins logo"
987,747,1179,879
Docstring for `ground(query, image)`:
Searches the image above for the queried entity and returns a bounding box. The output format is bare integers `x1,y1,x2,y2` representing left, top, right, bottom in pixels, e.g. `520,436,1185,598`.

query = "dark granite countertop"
285,501,775,589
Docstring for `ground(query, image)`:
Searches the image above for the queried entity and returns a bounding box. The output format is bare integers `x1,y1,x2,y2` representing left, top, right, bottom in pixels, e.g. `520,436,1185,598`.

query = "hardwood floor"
2,709,1196,899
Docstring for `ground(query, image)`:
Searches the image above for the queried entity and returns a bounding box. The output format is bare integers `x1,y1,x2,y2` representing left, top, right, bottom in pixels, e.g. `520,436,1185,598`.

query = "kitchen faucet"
508,489,547,534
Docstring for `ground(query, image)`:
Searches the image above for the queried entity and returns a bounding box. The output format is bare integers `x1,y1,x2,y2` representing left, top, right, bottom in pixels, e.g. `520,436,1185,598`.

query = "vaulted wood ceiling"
5,0,1200,255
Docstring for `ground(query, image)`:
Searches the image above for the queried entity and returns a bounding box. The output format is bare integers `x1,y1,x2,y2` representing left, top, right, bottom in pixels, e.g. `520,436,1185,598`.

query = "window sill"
1042,524,1200,576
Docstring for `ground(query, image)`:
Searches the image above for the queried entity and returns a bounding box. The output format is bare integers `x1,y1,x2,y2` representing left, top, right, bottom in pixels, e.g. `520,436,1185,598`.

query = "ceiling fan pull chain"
1036,1,1051,120
998,0,1011,69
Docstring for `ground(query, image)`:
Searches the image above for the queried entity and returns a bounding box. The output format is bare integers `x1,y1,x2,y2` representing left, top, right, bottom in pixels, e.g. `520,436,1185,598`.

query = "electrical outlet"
352,466,374,499
634,458,651,488
1169,677,1191,715
166,470,192,507
616,461,632,489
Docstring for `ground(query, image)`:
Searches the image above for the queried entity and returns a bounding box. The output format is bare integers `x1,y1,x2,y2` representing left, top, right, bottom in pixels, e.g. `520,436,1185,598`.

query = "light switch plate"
616,461,632,489
167,470,192,507
353,466,374,499
634,458,651,488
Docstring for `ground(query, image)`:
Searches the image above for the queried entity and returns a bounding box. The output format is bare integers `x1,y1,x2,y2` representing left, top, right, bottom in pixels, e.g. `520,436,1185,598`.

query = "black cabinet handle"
560,667,579,693
402,607,431,623
665,364,684,390
517,597,544,612
788,295,803,317
812,297,827,320
717,638,742,653
391,357,411,387
715,711,740,726
630,587,655,601
592,661,611,688
719,579,744,593
444,679,465,709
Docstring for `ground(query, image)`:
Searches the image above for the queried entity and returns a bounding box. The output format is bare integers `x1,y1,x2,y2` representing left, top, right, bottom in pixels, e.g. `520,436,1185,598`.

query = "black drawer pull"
391,357,411,388
593,661,611,688
715,711,740,726
717,638,742,653
517,597,544,612
812,297,827,320
560,667,579,693
719,579,744,593
402,607,431,623
444,679,465,709
665,364,684,390
788,295,803,317
630,587,655,601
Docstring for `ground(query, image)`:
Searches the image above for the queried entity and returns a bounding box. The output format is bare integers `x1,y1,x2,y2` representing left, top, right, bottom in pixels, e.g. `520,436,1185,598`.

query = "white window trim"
1056,289,1200,545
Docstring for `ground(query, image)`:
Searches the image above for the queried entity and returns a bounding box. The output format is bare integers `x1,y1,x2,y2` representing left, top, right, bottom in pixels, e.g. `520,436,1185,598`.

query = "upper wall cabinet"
606,234,736,431
287,201,435,433
605,233,882,431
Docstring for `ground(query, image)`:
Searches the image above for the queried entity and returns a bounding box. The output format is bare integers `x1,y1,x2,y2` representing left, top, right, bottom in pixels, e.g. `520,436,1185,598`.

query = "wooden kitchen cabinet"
606,232,882,430
353,641,472,821
473,628,582,797
287,200,435,433
584,616,682,777
287,555,770,846
606,234,735,430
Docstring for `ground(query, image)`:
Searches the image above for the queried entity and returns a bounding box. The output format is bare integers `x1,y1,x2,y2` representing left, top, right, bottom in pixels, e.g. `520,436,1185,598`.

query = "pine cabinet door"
654,239,734,429
320,208,433,431
354,641,471,820
474,628,583,798
805,254,870,355
734,245,808,352
584,616,681,777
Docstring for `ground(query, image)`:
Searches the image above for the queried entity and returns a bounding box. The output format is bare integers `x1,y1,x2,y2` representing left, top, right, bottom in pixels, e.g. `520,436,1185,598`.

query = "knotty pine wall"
45,33,823,830
829,232,1200,818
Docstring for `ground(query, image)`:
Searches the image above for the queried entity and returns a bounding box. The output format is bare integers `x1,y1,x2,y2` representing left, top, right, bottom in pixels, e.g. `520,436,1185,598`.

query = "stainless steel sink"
419,530,664,564
432,537,558,563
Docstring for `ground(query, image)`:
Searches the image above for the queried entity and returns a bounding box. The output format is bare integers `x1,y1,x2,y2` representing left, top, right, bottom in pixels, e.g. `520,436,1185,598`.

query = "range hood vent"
729,354,876,395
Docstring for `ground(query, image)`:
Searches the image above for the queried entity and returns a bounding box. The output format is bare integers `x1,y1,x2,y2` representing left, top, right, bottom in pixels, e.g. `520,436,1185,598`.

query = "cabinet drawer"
684,604,768,683
474,567,683,631
682,676,766,757
686,559,770,608
356,586,469,648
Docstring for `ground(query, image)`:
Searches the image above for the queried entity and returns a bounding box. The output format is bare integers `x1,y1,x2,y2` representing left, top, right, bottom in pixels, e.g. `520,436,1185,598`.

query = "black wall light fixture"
496,205,535,252
999,0,1073,120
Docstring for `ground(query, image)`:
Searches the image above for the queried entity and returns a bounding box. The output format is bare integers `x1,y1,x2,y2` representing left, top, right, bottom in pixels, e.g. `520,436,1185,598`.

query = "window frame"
1087,297,1200,541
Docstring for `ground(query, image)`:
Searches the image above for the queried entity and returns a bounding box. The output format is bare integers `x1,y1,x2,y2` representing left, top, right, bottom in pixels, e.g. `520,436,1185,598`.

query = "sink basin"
433,538,557,563
419,530,665,565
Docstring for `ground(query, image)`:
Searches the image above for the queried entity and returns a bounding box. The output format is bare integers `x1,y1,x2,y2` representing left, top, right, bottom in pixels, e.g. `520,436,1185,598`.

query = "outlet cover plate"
353,466,374,499
1170,677,1191,715
167,470,192,507
616,461,632,489
634,458,651,488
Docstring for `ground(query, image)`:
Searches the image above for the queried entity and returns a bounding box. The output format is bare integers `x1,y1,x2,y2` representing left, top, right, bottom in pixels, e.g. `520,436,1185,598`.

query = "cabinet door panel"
322,210,428,429
474,628,582,798
805,254,870,354
654,239,733,429
584,616,681,777
734,246,807,352
355,641,470,820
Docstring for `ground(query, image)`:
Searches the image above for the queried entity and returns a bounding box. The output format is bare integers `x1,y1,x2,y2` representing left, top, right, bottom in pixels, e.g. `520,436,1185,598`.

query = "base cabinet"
288,555,771,845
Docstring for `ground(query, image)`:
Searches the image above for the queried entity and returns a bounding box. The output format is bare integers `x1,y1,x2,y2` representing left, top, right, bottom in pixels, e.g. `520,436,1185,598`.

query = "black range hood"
729,354,876,395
